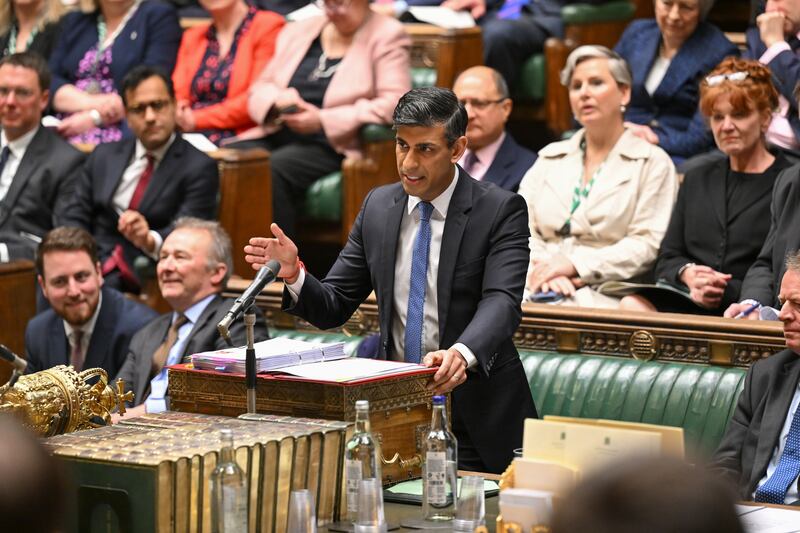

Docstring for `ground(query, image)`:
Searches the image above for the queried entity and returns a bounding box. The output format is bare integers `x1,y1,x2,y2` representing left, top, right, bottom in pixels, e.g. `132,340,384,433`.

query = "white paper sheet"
739,506,800,533
276,358,427,382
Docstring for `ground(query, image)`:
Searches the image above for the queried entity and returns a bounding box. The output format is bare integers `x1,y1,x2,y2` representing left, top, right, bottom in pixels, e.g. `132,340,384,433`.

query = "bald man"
453,66,536,192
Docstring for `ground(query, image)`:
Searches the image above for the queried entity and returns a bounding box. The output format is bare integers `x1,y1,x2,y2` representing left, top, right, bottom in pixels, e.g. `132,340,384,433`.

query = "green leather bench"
271,329,746,461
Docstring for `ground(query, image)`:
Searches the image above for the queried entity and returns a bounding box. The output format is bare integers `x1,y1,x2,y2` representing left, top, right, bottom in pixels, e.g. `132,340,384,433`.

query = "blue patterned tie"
404,201,433,364
497,0,530,20
754,407,800,504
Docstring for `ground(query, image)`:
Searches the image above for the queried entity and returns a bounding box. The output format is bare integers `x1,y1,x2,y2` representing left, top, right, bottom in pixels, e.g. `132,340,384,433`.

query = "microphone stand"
244,305,257,414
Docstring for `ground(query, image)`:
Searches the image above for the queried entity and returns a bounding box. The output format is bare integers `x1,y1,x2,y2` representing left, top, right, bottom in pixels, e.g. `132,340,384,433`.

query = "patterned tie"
102,153,156,290
754,407,800,504
404,202,433,364
70,330,84,371
497,0,530,19
150,313,188,379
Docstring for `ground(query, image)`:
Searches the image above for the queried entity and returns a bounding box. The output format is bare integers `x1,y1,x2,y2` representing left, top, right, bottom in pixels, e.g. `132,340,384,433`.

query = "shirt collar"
134,133,176,163
469,130,506,166
63,290,103,341
176,292,217,326
1,126,39,158
406,166,459,219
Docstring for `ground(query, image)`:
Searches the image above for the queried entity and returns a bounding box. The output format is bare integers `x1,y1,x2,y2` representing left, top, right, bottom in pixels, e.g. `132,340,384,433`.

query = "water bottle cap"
432,395,445,405
355,400,369,409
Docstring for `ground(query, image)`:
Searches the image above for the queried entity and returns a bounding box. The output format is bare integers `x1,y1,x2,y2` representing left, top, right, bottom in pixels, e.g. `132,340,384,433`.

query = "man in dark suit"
25,227,157,377
116,218,269,418
712,252,800,505
244,87,537,473
62,66,219,293
453,66,536,193
0,52,84,261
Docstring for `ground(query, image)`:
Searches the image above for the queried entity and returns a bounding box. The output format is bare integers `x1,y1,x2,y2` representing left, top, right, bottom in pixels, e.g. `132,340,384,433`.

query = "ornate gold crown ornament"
0,365,133,437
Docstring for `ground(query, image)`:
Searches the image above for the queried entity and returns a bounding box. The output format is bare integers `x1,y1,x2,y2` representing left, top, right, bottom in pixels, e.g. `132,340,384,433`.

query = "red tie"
102,154,155,290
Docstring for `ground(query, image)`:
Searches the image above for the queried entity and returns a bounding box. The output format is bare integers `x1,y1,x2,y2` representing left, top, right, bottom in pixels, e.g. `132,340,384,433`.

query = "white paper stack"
190,337,348,373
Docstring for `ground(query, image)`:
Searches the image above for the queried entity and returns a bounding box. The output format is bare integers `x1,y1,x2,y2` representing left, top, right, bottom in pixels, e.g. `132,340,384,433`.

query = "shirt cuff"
285,267,306,302
0,243,8,263
144,396,166,414
760,41,792,65
451,342,478,370
146,230,163,260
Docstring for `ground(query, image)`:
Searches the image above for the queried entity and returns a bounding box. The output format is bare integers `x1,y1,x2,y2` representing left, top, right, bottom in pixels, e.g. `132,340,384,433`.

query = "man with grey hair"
712,250,800,505
115,217,269,418
453,66,536,192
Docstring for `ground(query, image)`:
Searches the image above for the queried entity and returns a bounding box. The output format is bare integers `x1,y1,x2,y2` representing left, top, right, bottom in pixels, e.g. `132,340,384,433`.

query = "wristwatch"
677,262,696,280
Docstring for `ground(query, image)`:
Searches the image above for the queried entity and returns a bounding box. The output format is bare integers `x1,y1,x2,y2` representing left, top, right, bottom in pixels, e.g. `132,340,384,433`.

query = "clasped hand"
527,256,580,296
681,265,731,310
757,11,787,48
118,210,155,253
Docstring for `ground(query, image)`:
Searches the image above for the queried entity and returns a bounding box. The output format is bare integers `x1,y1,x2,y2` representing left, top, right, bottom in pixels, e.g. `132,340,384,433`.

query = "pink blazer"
244,12,411,159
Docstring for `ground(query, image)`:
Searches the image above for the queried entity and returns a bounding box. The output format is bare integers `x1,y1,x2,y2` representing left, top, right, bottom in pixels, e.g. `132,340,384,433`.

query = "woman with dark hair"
620,57,791,314
0,0,66,59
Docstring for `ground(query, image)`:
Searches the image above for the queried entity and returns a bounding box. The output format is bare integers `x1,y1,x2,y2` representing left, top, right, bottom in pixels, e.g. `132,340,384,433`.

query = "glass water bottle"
210,429,247,533
423,395,458,521
344,400,382,522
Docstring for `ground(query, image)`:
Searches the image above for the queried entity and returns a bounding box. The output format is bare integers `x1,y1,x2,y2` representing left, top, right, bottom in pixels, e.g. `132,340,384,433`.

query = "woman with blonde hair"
0,0,67,59
518,45,678,308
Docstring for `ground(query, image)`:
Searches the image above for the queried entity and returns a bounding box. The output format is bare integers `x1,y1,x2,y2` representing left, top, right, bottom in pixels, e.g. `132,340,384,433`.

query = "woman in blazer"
621,58,791,315
172,0,284,145
239,0,411,238
614,0,738,163
518,45,678,309
0,0,66,59
48,0,182,144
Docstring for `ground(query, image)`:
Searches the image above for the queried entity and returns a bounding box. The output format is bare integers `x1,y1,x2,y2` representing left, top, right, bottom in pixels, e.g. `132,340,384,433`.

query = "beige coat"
518,128,678,285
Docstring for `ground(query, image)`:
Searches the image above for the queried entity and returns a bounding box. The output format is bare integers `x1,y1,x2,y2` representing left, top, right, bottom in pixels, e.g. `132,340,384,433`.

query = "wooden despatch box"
46,412,348,533
168,364,446,484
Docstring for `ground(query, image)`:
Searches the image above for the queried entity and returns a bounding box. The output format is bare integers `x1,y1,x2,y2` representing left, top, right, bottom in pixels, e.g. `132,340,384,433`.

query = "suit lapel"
706,159,727,229
380,189,406,350
82,292,115,370
180,295,221,360
437,172,471,344
752,356,800,488
137,137,184,213
101,139,136,206
0,127,47,226
48,316,69,367
652,28,707,100
482,134,514,189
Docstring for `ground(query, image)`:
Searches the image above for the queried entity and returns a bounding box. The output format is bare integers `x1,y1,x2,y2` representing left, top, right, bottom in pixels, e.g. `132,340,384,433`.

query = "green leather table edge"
562,1,635,25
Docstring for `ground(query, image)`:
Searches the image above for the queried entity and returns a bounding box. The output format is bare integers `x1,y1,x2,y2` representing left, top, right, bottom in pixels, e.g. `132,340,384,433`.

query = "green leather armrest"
561,1,635,25
514,53,545,101
303,171,342,222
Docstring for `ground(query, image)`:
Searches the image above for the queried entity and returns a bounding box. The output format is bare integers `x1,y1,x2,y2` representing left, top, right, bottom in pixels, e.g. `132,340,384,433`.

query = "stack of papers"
276,358,429,383
191,338,347,373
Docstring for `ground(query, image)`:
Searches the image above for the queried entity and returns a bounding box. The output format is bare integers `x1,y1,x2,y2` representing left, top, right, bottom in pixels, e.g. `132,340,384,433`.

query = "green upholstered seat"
513,54,546,102
520,350,745,460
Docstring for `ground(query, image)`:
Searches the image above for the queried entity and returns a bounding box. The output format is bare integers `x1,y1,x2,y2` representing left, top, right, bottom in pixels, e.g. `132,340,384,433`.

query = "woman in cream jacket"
518,45,678,308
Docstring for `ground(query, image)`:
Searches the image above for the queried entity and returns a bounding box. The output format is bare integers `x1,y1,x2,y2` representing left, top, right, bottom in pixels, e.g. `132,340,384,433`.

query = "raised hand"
244,223,301,283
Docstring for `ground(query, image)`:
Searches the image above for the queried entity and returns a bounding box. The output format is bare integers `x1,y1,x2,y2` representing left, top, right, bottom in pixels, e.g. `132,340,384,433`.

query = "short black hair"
120,65,175,107
392,87,467,146
0,52,50,92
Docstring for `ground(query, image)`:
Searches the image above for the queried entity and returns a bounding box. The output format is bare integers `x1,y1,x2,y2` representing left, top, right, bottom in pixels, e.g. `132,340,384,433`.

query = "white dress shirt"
144,293,215,414
0,127,39,262
113,134,176,258
754,381,800,505
63,291,103,367
287,167,477,369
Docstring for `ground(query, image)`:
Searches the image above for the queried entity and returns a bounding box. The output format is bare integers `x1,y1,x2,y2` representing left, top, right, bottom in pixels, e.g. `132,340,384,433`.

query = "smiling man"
244,87,537,473
24,227,157,377
61,66,219,293
116,218,269,417
712,250,800,504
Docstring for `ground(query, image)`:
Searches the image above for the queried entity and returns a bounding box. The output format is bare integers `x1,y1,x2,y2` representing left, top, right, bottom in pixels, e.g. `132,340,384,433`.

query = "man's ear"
210,264,227,287
451,135,468,163
95,261,104,287
37,274,46,296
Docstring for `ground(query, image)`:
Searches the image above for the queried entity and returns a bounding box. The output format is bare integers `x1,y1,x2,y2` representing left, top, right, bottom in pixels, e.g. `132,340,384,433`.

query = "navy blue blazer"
482,132,537,193
24,286,158,378
49,0,181,96
745,27,800,144
615,19,739,162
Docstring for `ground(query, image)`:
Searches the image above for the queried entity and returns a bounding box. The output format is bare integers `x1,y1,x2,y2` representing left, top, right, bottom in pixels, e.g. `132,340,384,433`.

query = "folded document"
191,337,348,373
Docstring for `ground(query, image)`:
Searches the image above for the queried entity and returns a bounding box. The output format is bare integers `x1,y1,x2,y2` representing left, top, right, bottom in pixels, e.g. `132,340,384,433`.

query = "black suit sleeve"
709,364,754,495
656,175,691,286
60,151,98,232
52,149,86,228
153,154,219,240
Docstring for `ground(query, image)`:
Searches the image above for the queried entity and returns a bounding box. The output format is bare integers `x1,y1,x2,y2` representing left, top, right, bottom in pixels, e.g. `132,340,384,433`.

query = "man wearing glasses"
62,66,219,293
453,66,536,193
0,52,84,262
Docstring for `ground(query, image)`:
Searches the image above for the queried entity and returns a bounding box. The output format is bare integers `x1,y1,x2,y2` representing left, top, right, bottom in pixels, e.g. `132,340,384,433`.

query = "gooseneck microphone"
217,259,281,344
0,344,27,373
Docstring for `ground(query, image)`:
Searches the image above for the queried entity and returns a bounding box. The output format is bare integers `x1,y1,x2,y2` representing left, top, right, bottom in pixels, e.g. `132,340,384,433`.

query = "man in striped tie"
712,250,800,505
245,87,537,474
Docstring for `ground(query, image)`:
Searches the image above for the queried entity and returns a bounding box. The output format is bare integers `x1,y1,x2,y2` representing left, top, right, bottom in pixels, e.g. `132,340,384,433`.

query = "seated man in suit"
712,250,800,505
453,66,536,193
0,52,85,261
25,227,157,377
116,218,269,418
62,65,219,293
244,87,537,474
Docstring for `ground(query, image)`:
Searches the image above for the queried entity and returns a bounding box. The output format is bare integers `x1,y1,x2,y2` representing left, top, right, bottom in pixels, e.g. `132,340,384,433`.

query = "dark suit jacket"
711,349,800,500
117,294,270,405
49,1,181,97
615,19,739,161
24,286,157,378
739,164,800,306
483,0,604,37
745,27,800,145
0,126,84,260
61,134,219,279
656,154,791,310
0,20,62,60
283,169,538,473
482,132,537,193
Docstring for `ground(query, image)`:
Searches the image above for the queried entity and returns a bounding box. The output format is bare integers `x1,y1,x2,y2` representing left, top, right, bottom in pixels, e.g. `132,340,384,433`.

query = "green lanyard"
558,141,606,237
5,25,38,55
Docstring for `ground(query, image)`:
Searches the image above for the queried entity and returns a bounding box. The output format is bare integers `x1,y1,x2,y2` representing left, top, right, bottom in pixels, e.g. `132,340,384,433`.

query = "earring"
620,104,627,113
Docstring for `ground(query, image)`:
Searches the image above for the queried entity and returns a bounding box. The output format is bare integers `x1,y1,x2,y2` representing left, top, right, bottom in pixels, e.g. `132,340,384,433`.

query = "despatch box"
167,364,447,484
46,412,349,533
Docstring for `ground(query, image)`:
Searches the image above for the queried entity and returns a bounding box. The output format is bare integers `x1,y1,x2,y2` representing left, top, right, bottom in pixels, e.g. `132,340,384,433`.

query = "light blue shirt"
754,381,800,505
144,294,216,413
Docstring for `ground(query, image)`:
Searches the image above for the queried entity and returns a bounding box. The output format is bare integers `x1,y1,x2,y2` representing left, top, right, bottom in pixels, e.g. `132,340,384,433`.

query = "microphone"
0,344,27,373
217,259,281,344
